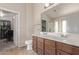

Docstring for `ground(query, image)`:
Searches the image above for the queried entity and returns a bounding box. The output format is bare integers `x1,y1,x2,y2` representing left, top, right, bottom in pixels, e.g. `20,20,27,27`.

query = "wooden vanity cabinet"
37,37,45,55
32,36,79,55
45,39,56,55
32,36,37,53
56,41,79,55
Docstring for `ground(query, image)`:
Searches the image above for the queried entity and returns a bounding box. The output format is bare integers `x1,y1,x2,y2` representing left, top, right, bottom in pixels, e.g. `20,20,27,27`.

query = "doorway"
0,8,20,51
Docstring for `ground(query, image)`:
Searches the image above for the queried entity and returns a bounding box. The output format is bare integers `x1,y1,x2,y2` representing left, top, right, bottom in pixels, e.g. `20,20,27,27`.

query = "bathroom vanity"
32,34,79,55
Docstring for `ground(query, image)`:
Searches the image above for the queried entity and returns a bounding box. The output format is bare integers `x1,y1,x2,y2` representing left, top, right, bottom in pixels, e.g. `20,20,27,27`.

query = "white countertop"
32,34,79,47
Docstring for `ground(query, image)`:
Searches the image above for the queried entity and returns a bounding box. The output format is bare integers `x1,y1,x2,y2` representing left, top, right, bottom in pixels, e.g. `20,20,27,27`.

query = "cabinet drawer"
45,39,55,47
32,44,37,49
32,36,37,53
32,39,37,48
32,36,37,40
45,48,55,55
45,45,52,54
37,48,44,55
33,40,37,46
45,44,54,50
45,42,56,55
32,37,37,45
71,46,79,55
57,50,70,55
56,42,72,54
37,43,44,49
56,42,62,50
33,47,37,52
38,37,44,43
45,51,52,55
56,42,79,54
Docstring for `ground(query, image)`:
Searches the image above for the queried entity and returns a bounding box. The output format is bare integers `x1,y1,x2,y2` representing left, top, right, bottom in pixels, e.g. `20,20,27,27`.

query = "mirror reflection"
41,4,79,34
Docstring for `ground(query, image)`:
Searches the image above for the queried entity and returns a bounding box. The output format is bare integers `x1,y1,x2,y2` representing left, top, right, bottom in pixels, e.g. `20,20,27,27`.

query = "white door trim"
0,7,20,47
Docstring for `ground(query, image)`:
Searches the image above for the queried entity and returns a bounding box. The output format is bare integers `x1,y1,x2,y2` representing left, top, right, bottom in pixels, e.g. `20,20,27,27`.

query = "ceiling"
42,3,79,19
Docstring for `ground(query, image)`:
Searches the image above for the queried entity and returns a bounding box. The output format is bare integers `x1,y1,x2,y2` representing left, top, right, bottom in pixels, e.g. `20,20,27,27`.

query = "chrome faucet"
60,33,68,38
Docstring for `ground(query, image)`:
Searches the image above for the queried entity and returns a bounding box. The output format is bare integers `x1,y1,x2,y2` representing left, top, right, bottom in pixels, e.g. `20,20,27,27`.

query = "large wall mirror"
41,3,79,34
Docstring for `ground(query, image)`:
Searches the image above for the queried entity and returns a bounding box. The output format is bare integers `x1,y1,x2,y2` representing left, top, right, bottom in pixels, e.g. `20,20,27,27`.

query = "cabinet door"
45,39,56,55
32,36,37,52
37,37,45,55
56,42,72,54
45,39,55,47
56,41,79,55
57,50,70,55
37,48,44,55
71,46,79,55
45,48,55,55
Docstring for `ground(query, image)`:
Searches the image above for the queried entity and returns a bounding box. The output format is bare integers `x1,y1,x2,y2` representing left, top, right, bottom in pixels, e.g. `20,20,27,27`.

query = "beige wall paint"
26,4,33,41
0,3,33,47
32,3,44,34
0,3,44,47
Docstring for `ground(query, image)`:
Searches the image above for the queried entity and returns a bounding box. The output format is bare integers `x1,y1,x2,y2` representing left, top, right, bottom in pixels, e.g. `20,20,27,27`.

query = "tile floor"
0,47,37,55
0,39,15,51
0,39,37,55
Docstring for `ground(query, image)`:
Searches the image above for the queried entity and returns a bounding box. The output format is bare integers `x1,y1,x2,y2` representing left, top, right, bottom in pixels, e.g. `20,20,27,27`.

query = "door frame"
0,7,20,47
